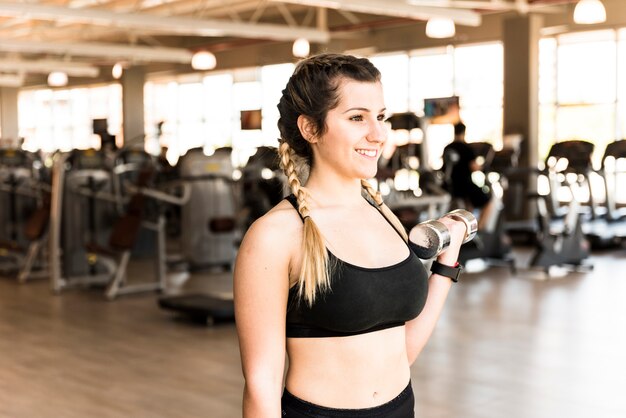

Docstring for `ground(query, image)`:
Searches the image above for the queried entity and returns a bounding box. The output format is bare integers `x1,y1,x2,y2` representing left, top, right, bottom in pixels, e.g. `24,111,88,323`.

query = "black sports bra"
285,195,429,338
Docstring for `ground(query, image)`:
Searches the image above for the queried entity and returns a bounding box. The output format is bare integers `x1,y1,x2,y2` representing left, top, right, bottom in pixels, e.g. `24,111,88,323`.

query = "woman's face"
310,79,387,181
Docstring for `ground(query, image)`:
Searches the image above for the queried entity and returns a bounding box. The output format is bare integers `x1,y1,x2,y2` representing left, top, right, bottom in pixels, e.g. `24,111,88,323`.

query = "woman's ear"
297,115,317,143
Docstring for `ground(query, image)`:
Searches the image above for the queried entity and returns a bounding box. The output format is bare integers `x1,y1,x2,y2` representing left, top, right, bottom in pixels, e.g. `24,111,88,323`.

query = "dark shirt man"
442,122,491,210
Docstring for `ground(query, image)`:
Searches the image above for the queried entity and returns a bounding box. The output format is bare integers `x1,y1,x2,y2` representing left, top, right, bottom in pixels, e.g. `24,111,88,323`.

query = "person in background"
443,121,496,230
234,53,466,418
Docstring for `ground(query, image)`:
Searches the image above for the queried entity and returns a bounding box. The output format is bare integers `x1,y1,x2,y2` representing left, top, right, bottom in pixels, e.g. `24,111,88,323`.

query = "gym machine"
469,140,592,276
240,146,286,231
382,111,451,229
178,147,238,270
0,148,50,282
49,149,119,293
526,141,593,273
158,147,238,324
48,148,170,298
457,142,516,272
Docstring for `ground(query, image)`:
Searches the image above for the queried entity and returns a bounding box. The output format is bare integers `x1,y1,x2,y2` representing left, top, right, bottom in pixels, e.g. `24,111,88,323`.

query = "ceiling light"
574,0,606,24
112,62,124,79
47,71,68,87
191,51,216,70
425,17,456,39
292,38,310,58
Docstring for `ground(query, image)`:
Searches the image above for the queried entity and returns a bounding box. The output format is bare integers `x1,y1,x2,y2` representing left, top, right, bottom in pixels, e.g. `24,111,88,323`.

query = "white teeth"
356,149,377,157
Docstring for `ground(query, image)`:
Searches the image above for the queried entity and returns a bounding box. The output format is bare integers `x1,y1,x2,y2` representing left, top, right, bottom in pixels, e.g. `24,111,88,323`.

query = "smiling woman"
233,53,467,418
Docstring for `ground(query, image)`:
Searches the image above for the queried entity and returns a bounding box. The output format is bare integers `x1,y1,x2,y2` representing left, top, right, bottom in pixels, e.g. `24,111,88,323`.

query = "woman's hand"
434,214,467,266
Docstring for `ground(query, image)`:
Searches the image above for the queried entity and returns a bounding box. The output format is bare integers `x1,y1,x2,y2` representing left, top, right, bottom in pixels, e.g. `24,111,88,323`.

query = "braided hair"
277,53,405,305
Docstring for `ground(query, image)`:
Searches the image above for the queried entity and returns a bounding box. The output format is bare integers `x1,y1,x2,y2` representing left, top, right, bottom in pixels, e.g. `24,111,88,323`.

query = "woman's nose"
367,120,387,143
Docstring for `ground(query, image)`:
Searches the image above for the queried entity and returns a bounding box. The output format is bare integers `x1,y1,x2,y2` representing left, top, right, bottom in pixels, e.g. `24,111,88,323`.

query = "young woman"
234,53,466,418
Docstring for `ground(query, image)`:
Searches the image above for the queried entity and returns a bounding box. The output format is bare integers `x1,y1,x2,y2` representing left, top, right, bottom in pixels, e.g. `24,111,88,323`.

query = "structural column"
121,66,146,145
502,14,542,220
0,87,19,144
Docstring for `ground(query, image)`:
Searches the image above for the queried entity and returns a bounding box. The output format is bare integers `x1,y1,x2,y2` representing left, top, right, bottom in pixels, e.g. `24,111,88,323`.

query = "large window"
539,30,621,165
144,74,233,162
619,29,626,143
454,43,503,147
18,84,122,152
539,28,626,204
261,63,294,143
370,53,410,113
409,47,454,112
144,63,294,167
407,43,504,168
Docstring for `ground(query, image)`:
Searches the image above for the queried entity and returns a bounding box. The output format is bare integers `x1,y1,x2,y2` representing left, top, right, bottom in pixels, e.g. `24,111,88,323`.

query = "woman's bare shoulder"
239,199,303,253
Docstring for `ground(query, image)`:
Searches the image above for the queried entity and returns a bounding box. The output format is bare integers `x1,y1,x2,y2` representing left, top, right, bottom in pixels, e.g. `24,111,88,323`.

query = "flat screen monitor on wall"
423,96,459,124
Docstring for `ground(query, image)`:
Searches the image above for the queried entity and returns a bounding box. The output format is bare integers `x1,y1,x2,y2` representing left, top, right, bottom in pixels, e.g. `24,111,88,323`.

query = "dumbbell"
409,209,478,259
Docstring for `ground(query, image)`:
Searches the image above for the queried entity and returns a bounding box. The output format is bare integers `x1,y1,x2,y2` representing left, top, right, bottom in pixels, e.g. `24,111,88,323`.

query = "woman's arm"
234,212,293,417
405,216,466,365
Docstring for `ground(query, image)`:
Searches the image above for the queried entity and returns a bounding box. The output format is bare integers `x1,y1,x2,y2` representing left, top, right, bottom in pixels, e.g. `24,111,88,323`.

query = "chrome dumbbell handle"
443,209,478,244
409,209,478,259
408,219,450,259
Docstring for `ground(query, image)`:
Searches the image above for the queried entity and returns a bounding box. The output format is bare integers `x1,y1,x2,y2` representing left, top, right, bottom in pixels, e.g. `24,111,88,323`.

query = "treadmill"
585,140,626,247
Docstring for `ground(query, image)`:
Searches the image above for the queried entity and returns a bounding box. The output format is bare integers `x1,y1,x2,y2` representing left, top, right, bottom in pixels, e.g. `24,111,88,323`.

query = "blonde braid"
278,142,330,306
361,179,408,242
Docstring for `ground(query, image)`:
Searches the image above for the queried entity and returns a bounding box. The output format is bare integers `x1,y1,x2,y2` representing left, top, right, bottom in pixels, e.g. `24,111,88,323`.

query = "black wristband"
430,260,463,283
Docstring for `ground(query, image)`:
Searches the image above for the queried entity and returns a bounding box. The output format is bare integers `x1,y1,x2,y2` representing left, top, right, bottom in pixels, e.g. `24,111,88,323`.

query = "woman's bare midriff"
285,325,411,409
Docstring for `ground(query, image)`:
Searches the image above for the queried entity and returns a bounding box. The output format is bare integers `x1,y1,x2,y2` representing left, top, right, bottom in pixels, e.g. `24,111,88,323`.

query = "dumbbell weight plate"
444,209,478,244
409,220,451,259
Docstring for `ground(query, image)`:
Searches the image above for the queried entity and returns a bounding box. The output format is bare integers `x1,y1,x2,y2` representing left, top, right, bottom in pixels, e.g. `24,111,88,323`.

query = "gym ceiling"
0,0,582,88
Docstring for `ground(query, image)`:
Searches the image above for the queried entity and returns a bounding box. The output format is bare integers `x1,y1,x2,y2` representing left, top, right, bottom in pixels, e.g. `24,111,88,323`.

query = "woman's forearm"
405,274,453,365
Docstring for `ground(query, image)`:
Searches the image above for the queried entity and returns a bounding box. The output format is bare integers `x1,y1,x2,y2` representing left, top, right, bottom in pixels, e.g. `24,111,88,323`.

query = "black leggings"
281,382,415,418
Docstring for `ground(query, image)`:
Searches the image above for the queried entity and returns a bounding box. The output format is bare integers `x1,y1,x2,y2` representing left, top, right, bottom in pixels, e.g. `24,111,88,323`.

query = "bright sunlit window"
18,84,122,152
145,64,296,167
454,43,504,147
370,53,410,114
405,43,504,169
539,29,621,166
619,29,626,143
409,47,454,112
539,28,626,203
261,63,295,145
557,30,616,105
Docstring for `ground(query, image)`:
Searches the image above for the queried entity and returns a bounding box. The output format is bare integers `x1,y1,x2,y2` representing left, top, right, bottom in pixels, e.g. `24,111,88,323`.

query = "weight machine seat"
85,198,144,256
602,140,626,167
158,294,235,322
24,203,50,241
0,195,51,253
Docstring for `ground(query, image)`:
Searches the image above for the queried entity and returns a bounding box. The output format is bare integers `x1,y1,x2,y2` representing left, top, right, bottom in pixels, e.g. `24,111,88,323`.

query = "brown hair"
277,53,406,305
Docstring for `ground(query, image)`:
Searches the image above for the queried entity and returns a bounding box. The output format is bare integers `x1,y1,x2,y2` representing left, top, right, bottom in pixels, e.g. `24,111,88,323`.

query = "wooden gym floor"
1,248,625,418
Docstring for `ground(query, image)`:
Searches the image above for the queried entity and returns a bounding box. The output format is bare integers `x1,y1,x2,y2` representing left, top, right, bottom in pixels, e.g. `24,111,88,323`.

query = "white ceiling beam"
0,73,24,88
0,59,100,77
406,0,565,13
0,2,331,43
407,0,517,11
271,0,482,26
0,40,193,64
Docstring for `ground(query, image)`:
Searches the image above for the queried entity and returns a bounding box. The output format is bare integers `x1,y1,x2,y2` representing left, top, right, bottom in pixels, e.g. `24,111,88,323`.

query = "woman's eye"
377,114,386,121
350,115,364,122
